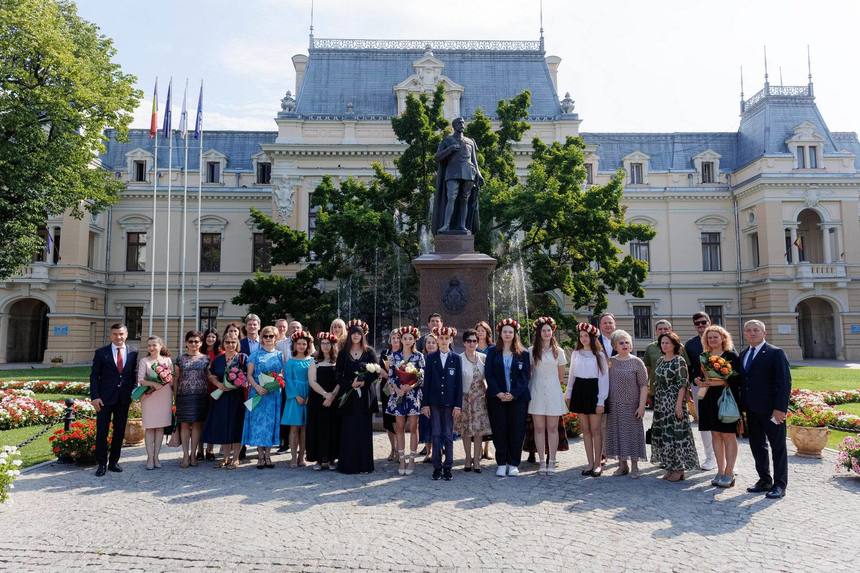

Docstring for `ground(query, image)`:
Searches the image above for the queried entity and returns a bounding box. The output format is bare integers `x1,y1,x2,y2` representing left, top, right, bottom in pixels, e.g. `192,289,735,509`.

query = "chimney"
545,55,561,92
292,54,309,95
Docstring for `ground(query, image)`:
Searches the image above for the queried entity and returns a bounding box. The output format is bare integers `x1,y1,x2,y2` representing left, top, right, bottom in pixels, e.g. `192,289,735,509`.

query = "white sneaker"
496,465,507,477
508,466,519,477
701,459,717,471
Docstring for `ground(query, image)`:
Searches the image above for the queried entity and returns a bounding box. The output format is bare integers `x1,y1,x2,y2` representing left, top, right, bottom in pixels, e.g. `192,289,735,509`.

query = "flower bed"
790,389,860,432
835,434,860,476
0,446,23,503
0,391,95,431
50,419,101,464
0,380,90,396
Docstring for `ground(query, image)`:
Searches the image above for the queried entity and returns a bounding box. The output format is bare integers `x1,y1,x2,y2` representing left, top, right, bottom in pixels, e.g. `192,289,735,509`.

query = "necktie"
116,348,124,373
745,347,755,372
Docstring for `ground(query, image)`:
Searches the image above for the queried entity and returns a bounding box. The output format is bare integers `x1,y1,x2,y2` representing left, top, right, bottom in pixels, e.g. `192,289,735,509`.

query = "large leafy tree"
0,0,140,278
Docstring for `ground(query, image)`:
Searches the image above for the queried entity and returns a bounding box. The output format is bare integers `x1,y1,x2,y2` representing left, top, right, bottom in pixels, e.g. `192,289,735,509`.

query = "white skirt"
527,374,567,416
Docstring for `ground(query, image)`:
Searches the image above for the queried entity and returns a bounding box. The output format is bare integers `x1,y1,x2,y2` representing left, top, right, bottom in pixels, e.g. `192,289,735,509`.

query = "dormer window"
786,121,825,170
124,148,153,183
808,146,818,168
701,161,714,183
206,162,220,183
256,162,272,184
629,163,643,185
623,151,650,186
693,149,721,184
133,160,146,182
201,149,227,184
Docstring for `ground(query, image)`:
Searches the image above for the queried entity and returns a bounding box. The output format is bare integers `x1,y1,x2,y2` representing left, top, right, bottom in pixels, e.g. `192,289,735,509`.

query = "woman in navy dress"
335,320,378,474
306,332,340,470
385,325,425,475
202,332,247,468
242,325,285,469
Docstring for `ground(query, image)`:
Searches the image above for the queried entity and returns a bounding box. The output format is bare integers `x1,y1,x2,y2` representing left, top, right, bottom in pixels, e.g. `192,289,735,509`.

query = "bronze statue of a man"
432,117,484,235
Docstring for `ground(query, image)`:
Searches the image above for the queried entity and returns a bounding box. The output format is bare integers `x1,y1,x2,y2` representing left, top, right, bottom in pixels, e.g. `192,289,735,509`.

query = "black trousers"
746,410,788,489
487,398,528,467
95,400,130,466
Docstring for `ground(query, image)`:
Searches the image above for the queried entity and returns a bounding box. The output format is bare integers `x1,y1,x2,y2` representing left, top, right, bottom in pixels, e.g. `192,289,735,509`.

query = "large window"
630,239,650,268
87,232,97,269
701,232,722,271
256,162,272,184
629,162,643,185
705,305,723,327
750,232,760,268
808,145,818,168
200,233,221,272
252,233,271,272
633,306,652,340
51,227,61,264
126,232,146,272
701,161,715,183
199,306,218,332
125,306,143,340
206,161,220,184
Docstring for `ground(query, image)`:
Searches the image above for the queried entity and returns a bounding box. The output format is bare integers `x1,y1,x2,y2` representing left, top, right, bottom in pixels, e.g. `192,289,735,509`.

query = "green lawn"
790,366,860,392
29,393,81,402
839,402,860,416
0,423,63,468
0,365,90,382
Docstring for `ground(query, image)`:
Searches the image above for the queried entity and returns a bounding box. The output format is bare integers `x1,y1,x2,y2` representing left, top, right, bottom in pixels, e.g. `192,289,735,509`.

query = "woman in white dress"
527,317,568,475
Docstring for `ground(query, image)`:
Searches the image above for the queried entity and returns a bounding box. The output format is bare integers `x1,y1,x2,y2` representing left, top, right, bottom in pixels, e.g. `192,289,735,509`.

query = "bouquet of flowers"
697,354,734,398
339,363,382,408
131,362,173,401
394,361,424,405
211,364,248,400
244,371,284,412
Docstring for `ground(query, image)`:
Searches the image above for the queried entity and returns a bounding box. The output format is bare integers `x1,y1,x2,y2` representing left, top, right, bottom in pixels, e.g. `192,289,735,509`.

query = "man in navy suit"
90,323,138,477
421,326,462,481
740,319,792,499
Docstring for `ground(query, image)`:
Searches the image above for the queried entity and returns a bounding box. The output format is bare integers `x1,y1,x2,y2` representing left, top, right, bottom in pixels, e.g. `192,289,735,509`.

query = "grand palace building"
4,35,860,364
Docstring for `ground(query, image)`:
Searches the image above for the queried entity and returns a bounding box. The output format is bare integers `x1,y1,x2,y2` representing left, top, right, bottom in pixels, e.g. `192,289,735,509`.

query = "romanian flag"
149,78,158,138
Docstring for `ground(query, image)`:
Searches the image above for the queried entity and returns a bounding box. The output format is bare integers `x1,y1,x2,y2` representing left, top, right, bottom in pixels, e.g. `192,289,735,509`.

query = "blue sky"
77,0,860,134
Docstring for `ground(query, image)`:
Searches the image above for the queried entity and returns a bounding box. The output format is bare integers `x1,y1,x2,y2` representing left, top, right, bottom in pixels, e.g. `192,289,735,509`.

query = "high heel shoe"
405,452,416,476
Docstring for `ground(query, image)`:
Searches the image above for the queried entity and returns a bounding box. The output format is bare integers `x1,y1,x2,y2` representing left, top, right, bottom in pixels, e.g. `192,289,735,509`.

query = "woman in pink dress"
137,336,174,470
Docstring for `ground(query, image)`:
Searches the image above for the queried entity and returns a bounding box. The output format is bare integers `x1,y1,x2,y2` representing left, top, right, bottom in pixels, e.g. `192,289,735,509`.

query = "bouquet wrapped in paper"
394,361,423,405
131,362,173,401
211,364,248,400
244,372,284,412
697,354,734,398
339,363,382,408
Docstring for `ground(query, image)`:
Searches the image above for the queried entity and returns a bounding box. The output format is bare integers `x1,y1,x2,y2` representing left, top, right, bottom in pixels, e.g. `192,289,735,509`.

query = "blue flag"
194,81,203,140
162,78,172,138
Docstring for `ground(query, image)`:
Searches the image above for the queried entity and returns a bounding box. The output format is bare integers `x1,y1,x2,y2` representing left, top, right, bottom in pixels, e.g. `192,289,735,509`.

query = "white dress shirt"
111,344,126,369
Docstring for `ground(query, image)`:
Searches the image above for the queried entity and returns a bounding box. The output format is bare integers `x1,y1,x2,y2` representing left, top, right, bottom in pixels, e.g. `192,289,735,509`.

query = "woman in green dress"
649,332,699,482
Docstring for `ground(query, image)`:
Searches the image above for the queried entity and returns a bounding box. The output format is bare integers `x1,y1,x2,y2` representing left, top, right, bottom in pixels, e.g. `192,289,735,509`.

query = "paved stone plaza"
1,430,857,572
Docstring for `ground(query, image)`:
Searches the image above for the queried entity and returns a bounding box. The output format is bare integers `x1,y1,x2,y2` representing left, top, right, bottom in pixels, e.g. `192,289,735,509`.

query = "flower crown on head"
533,316,557,332
290,329,314,344
576,322,599,337
316,331,338,344
432,325,457,338
496,318,521,333
397,325,420,339
347,319,369,335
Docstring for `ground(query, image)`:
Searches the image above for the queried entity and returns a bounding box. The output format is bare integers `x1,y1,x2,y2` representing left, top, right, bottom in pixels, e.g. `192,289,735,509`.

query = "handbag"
645,427,652,445
717,386,741,424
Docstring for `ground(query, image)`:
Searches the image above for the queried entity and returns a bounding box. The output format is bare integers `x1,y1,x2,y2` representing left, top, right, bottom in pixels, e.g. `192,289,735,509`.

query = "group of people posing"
89,309,791,498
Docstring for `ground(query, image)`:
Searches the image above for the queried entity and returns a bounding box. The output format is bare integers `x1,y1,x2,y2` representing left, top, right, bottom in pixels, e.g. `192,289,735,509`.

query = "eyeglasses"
465,339,478,344
187,340,201,344
262,334,275,339
694,320,709,326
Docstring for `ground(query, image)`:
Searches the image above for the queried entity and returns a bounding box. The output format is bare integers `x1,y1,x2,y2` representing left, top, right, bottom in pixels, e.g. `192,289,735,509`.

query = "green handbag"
717,386,741,424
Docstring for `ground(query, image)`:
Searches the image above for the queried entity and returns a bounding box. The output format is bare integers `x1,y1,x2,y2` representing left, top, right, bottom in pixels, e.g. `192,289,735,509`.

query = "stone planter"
788,424,830,458
123,418,145,446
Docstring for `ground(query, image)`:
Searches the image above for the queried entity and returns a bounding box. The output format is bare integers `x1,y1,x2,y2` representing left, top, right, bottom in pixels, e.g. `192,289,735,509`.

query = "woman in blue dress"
242,325,285,469
282,330,314,468
202,331,247,468
385,325,425,476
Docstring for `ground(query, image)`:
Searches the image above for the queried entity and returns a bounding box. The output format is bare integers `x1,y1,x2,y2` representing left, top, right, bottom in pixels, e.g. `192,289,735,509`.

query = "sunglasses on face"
694,320,709,326
262,334,275,339
465,339,478,343
188,340,201,344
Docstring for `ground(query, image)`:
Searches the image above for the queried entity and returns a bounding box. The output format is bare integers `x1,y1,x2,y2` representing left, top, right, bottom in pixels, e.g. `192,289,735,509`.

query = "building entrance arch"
796,297,837,359
6,298,50,363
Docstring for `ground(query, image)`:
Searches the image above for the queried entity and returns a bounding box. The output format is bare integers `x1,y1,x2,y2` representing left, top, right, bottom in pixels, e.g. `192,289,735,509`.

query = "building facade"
3,36,860,363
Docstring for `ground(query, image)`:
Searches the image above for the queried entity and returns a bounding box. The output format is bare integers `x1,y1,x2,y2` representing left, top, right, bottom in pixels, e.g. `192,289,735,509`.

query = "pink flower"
228,372,237,381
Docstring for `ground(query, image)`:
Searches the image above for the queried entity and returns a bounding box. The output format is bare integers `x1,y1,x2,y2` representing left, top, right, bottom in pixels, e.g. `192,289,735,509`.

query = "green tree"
0,0,141,278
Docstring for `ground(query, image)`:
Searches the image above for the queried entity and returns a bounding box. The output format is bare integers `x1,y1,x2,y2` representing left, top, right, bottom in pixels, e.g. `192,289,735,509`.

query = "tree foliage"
0,0,141,278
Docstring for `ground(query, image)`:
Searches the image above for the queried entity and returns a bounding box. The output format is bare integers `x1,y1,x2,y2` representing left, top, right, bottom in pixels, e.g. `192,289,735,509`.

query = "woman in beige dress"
137,336,174,470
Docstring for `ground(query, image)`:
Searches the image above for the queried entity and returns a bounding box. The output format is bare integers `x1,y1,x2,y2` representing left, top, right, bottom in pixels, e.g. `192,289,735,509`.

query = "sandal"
216,459,230,469
630,467,640,479
473,461,482,474
547,459,556,475
397,450,406,476
538,462,547,475
312,462,322,471
405,452,416,476
265,455,275,469
613,466,630,477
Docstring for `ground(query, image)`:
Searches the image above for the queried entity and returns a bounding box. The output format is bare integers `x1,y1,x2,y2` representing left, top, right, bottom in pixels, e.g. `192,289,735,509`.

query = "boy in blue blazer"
421,326,462,481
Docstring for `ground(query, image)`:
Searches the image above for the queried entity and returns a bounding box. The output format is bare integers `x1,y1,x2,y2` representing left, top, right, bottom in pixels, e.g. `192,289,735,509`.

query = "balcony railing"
744,85,812,110
794,262,847,280
10,263,50,282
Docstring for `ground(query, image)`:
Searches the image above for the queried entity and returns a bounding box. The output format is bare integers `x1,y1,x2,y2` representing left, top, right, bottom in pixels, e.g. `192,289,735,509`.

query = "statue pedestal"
412,234,496,337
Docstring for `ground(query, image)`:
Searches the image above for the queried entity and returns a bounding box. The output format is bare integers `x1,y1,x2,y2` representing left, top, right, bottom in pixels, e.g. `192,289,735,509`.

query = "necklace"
350,349,362,359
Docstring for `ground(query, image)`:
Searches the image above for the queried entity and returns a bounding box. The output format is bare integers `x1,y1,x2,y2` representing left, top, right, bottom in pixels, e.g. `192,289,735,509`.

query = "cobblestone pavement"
1,426,858,572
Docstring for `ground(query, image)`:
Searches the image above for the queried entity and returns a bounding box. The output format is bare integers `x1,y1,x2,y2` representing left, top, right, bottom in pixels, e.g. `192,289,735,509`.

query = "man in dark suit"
684,311,716,470
416,312,443,354
740,319,792,499
421,326,462,481
597,312,618,361
90,323,138,477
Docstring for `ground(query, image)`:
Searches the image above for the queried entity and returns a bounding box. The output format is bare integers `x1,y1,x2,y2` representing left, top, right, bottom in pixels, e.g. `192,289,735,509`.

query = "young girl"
527,316,568,475
282,330,315,467
565,323,609,477
379,329,401,462
307,332,340,470
386,326,425,475
137,336,173,470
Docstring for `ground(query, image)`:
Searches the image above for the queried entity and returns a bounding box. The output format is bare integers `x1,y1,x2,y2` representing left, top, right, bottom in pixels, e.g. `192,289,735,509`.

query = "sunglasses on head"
694,320,709,326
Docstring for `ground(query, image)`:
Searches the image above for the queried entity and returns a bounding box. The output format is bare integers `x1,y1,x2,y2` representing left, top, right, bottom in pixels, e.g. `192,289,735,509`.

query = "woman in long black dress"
306,332,341,470
335,320,378,474
693,325,743,488
202,332,247,468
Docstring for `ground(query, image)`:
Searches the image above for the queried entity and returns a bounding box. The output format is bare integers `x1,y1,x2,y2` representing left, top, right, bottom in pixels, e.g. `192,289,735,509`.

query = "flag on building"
194,81,203,140
149,79,158,138
179,79,188,139
45,228,54,257
162,78,172,138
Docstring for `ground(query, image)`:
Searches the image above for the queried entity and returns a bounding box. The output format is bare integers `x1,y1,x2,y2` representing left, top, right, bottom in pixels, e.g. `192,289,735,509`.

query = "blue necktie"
745,348,755,371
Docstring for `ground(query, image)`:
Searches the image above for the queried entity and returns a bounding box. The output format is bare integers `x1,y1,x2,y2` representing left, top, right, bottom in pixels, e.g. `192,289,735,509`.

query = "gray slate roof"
293,47,562,119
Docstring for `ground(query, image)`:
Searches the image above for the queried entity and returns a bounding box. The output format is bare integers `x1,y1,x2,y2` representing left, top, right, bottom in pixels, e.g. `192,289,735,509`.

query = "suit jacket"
598,334,618,360
240,336,261,357
740,342,791,415
89,344,138,406
485,346,531,401
423,351,463,408
684,335,704,383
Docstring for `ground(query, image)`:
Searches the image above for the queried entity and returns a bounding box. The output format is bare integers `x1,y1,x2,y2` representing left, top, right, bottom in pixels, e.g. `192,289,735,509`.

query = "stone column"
821,224,832,263
789,225,799,263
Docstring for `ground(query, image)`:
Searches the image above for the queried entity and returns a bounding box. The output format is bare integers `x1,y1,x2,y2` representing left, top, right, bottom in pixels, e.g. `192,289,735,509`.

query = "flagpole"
195,80,203,330
179,78,189,342
163,78,174,346
148,78,159,336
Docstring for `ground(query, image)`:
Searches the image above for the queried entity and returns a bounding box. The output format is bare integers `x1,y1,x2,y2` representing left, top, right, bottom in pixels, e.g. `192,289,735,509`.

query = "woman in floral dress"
456,328,491,473
175,331,210,468
242,326,285,469
650,332,699,481
385,325,425,476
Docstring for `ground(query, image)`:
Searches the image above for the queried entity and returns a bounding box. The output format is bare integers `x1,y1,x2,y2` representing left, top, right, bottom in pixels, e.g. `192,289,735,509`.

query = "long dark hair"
532,327,560,364
575,331,605,373
497,326,524,355
201,329,221,355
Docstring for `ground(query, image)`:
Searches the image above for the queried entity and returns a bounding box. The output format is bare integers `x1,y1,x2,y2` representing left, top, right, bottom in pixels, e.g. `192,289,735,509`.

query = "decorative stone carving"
804,186,820,208
441,278,468,314
560,92,575,114
272,176,298,220
281,90,296,112
394,48,464,119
